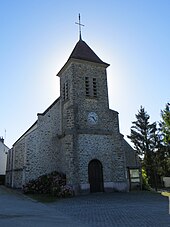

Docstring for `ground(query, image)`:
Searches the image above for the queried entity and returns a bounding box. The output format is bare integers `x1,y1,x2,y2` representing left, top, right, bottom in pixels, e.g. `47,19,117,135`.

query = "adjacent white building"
0,137,8,175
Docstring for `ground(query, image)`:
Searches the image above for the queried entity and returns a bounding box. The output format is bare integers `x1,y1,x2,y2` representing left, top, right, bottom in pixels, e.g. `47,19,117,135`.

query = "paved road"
0,186,169,227
0,186,85,227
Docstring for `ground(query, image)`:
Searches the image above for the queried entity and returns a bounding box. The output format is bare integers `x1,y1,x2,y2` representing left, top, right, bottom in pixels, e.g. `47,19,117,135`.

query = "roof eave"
56,58,110,77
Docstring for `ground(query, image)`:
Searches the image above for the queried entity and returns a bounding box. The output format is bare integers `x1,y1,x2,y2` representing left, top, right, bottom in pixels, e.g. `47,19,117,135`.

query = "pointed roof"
68,39,109,66
57,39,109,77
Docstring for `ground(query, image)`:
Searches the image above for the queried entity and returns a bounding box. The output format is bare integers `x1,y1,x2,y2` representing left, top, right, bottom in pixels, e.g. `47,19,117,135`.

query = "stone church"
6,35,139,194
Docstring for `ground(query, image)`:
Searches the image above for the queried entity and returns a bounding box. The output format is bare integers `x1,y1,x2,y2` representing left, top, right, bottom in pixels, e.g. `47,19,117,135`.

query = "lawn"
161,191,170,197
27,194,59,203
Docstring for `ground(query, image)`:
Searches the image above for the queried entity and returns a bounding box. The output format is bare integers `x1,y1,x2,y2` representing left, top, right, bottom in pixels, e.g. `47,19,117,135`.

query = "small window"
63,85,65,100
85,77,98,98
65,82,68,100
93,78,97,97
63,81,69,101
85,77,90,96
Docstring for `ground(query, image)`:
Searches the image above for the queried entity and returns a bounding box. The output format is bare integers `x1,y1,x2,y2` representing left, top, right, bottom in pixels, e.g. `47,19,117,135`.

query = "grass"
161,191,170,197
26,194,59,203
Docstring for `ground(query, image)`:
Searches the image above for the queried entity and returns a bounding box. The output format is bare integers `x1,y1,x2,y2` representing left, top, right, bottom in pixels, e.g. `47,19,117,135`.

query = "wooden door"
88,159,104,193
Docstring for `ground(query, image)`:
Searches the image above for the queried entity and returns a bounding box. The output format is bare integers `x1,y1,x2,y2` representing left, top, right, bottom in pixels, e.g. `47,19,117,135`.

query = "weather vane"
75,13,84,40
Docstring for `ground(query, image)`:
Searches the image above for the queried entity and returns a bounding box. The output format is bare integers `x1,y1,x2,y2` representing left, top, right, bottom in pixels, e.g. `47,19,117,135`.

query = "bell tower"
57,38,116,133
56,30,127,193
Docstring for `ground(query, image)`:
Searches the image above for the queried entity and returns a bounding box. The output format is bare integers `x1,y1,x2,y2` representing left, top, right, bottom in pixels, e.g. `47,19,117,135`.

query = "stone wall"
123,139,139,168
78,134,114,183
7,98,62,188
36,98,61,177
24,129,38,183
6,45,139,193
5,149,13,186
58,60,129,193
71,62,109,109
78,134,127,192
12,138,25,188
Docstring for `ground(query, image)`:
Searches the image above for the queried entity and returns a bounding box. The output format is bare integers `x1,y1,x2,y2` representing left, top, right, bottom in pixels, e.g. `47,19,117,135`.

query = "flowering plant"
22,171,74,197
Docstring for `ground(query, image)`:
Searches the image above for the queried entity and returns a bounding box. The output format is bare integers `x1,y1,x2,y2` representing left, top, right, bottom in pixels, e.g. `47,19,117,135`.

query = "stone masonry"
6,38,139,194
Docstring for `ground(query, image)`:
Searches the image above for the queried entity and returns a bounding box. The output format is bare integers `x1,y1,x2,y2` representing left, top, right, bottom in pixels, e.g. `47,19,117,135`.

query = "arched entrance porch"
88,159,104,193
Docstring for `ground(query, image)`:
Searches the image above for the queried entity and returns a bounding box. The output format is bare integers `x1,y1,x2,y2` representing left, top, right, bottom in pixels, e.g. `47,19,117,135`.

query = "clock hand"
92,116,96,121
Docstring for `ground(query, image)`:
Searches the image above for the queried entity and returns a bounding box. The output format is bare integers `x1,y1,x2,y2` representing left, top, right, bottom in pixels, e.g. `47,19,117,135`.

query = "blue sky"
0,0,169,147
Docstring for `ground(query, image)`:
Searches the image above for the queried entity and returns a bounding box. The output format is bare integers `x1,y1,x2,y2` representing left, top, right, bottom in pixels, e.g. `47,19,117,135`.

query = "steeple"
69,39,109,66
57,18,109,77
57,39,109,77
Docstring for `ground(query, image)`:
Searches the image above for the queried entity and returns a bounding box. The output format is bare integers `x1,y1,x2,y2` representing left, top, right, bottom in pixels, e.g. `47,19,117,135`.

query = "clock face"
88,112,98,125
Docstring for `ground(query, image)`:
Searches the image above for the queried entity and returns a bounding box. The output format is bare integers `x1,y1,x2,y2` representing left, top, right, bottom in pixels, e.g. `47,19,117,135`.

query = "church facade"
6,38,139,193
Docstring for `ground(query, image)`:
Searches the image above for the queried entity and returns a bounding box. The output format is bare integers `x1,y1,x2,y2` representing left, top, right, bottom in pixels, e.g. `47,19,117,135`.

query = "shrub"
22,171,74,197
142,168,151,190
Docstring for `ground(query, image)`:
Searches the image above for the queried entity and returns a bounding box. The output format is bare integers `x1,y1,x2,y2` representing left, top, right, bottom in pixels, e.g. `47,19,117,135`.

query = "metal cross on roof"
75,14,84,40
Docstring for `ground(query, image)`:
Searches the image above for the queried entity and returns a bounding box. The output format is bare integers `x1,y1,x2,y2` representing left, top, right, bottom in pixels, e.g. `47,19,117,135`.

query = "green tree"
127,106,157,156
160,103,170,145
155,142,170,178
158,103,170,178
128,106,157,187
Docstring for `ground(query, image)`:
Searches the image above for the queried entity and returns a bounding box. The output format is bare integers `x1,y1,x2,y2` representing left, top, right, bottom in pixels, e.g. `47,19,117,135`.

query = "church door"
88,159,104,193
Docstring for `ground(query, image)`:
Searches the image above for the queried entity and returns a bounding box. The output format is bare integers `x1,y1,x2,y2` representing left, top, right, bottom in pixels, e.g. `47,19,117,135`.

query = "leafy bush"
22,171,74,197
142,168,151,190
